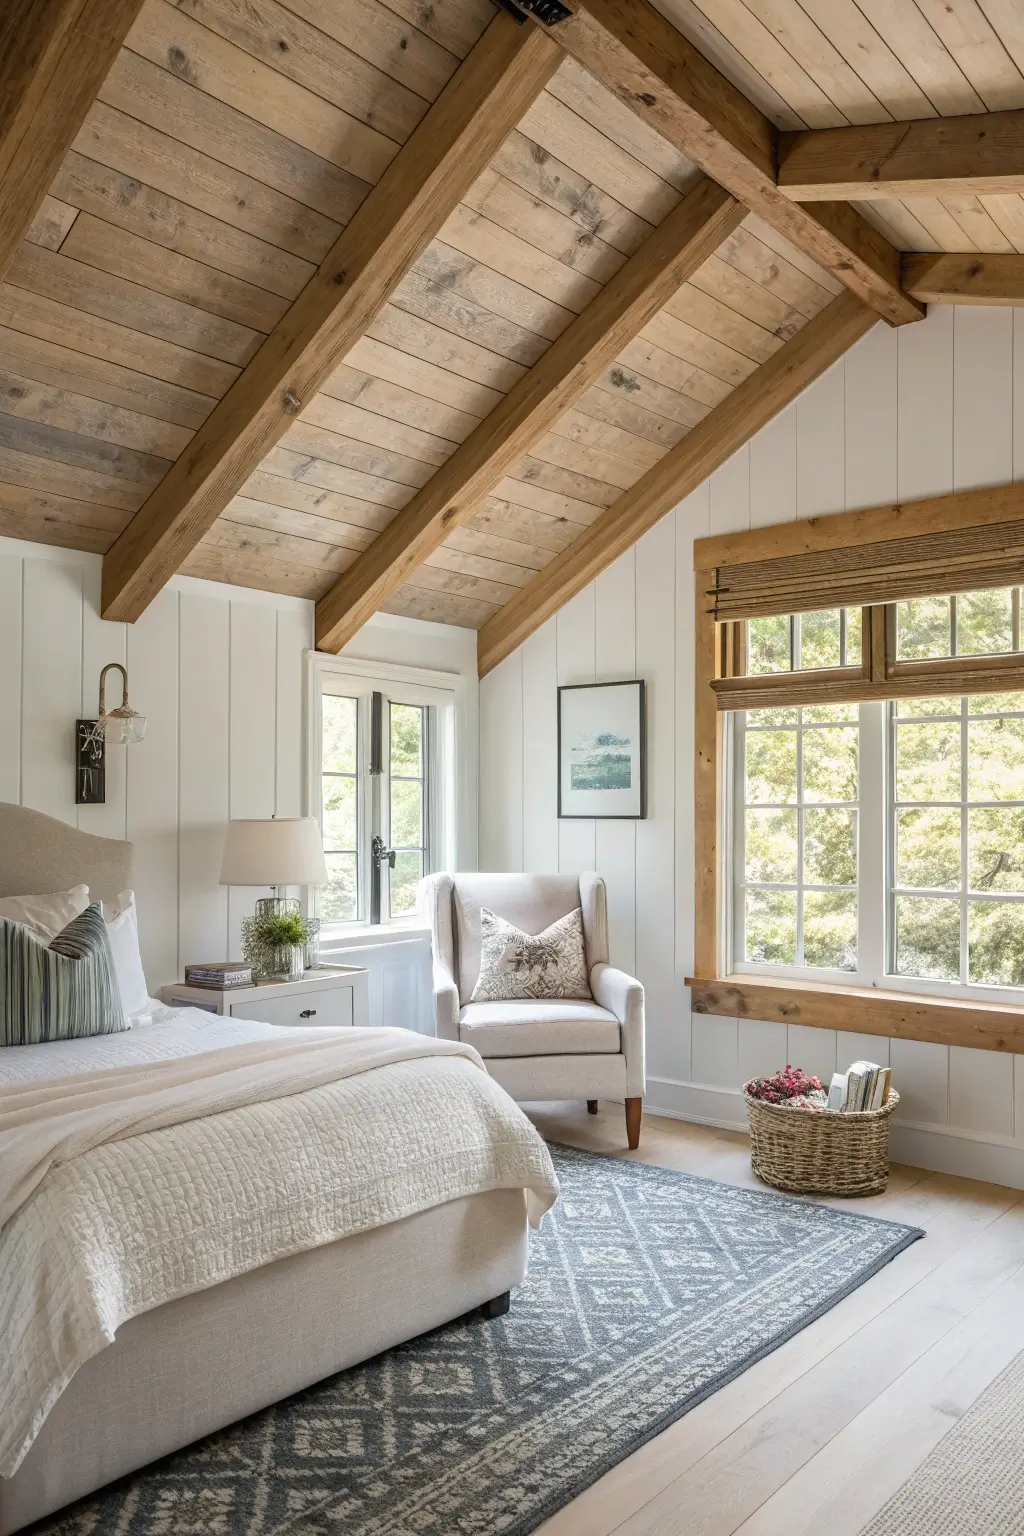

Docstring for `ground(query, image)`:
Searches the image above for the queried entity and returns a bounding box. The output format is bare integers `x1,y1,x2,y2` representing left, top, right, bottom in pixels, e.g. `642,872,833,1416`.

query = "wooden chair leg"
625,1097,642,1150
587,1100,599,1114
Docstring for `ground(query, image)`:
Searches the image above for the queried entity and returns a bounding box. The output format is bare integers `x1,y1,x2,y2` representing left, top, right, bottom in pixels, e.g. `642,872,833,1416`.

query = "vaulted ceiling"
2,0,1023,673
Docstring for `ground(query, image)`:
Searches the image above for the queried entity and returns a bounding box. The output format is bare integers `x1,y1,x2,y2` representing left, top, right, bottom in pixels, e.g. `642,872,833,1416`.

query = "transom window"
896,588,1022,660
748,607,862,674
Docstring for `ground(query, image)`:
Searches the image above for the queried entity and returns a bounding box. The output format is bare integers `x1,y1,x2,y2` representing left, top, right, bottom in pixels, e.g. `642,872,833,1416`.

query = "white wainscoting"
479,305,1024,1188
0,539,473,1033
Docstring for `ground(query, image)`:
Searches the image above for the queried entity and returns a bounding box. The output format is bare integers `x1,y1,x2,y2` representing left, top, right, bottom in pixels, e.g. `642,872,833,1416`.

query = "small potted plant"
241,908,315,981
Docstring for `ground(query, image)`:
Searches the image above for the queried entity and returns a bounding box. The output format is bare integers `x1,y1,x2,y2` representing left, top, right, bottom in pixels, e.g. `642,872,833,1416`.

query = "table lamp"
220,818,329,977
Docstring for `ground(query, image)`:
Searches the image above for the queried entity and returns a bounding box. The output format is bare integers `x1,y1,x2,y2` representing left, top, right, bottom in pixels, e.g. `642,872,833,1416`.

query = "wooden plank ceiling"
666,0,1024,254
3,0,1019,648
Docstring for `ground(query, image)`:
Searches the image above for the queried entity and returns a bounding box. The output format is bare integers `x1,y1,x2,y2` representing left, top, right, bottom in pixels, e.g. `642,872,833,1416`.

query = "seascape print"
569,731,633,790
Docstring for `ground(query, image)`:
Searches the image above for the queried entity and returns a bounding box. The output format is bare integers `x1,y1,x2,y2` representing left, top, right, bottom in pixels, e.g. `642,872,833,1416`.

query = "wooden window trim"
686,974,1024,1055
692,484,1024,1054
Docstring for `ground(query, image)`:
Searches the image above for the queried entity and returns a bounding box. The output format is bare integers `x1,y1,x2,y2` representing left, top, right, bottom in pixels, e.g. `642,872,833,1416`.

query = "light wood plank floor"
522,1100,1024,1536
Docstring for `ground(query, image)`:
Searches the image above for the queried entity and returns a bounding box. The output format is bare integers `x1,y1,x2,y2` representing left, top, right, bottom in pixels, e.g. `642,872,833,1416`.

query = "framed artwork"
557,680,646,819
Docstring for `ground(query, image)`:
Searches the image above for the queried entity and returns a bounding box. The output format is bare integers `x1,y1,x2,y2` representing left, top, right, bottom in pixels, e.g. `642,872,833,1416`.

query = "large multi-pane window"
315,669,453,928
729,589,1024,998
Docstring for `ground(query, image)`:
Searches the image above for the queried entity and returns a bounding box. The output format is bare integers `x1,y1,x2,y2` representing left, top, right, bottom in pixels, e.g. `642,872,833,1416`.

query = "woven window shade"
711,518,1024,622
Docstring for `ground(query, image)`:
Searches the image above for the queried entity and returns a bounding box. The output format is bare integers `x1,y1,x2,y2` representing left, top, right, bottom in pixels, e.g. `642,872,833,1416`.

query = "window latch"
371,834,396,871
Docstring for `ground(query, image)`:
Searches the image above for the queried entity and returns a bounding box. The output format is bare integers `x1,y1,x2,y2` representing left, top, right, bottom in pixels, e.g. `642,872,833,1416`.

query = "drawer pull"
299,1008,317,1019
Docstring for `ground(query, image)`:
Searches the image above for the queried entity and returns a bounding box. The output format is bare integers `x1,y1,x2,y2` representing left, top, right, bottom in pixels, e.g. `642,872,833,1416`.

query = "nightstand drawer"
230,986,354,1030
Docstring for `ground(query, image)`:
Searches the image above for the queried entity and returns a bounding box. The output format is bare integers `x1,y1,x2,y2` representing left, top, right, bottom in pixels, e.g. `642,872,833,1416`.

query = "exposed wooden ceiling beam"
902,253,1024,306
779,112,1024,201
530,0,922,327
314,178,746,652
99,11,561,624
0,0,146,283
477,289,875,675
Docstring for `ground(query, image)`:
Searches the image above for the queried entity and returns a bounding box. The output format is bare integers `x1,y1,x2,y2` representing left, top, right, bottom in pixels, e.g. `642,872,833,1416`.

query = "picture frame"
557,680,647,819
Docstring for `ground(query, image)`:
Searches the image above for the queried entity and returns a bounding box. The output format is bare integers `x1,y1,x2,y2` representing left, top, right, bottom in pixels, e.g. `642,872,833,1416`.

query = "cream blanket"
0,1023,558,1477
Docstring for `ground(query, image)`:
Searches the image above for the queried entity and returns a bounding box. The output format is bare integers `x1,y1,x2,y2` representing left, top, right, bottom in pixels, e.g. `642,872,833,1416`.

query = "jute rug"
862,1346,1024,1536
41,1144,923,1536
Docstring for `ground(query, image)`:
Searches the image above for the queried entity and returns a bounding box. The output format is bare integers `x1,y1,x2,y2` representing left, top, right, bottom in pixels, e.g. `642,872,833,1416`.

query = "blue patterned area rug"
43,1145,923,1536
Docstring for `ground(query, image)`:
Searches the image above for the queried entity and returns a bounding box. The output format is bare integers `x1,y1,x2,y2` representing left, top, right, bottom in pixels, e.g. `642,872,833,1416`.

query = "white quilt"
0,1012,558,1478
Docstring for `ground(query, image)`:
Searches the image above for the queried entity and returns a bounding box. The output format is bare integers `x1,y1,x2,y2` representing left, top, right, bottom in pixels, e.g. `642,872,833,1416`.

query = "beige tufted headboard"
0,803,133,906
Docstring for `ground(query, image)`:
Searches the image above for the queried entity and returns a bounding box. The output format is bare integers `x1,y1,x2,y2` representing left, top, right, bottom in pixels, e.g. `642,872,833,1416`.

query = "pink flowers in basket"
744,1065,827,1110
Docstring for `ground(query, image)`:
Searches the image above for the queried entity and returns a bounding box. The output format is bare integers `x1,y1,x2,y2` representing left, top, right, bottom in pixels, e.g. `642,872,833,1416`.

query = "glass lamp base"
254,895,300,919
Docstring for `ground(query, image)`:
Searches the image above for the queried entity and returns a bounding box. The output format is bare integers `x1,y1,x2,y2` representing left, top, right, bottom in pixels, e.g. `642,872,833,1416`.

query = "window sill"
686,973,1024,1055
320,921,431,952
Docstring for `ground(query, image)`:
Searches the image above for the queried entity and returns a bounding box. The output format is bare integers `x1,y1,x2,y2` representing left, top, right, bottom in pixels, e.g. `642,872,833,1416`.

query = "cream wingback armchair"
423,872,646,1149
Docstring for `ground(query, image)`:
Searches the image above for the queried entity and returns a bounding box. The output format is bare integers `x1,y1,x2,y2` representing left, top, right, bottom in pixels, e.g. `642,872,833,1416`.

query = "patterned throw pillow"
471,906,592,1002
1,903,129,1047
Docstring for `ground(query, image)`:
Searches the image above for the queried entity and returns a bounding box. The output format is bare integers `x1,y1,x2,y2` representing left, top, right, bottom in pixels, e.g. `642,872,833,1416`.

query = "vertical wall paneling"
126,590,180,987
786,1022,838,1086
0,554,22,804
477,306,1024,1182
479,650,523,871
556,587,597,875
836,1031,890,1070
749,406,797,528
521,620,559,876
1013,310,1024,482
21,557,82,824
178,593,230,973
79,561,127,842
953,307,1013,491
276,607,311,822
889,1038,950,1126
845,324,897,510
898,303,953,501
634,515,681,1083
595,549,637,976
797,358,845,517
737,1018,788,1085
691,1014,740,1089
710,446,750,534
227,600,278,957
949,1046,1014,1139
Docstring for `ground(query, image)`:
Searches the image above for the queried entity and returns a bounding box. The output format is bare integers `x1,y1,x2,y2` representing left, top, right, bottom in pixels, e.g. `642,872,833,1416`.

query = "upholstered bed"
0,805,556,1535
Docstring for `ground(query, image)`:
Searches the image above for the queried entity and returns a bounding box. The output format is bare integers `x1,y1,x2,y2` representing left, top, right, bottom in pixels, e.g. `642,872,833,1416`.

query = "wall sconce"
76,663,147,805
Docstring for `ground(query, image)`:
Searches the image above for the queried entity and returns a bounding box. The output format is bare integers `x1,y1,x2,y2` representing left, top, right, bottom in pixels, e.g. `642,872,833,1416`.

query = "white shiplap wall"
0,538,312,990
0,541,479,1022
480,305,1024,1188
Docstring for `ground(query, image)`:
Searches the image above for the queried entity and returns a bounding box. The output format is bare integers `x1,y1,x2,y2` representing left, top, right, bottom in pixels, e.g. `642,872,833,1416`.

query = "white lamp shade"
219,818,328,887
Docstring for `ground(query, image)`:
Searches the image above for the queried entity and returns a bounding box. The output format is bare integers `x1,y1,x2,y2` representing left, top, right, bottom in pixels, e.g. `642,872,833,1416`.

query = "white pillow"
103,891,152,1019
0,884,89,940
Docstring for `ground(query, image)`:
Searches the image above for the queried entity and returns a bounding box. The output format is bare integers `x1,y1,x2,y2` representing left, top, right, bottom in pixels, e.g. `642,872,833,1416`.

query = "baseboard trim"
645,1077,1024,1190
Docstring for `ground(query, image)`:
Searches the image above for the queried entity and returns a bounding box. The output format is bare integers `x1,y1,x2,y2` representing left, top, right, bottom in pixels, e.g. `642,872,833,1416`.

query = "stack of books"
826,1060,891,1113
184,961,252,989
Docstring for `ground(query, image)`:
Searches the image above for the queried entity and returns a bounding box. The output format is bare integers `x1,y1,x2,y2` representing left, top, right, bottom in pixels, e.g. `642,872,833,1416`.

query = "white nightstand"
161,964,370,1030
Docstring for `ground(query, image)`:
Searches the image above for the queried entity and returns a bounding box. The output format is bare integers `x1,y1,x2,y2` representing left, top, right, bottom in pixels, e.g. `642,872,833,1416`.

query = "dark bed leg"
587,1100,599,1114
480,1291,511,1320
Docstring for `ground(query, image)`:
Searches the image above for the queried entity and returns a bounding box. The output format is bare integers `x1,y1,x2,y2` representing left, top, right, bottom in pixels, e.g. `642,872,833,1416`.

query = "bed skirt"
0,1188,529,1534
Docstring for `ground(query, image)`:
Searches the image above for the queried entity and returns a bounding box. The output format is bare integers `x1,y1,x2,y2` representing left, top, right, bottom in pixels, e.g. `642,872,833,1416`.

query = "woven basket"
744,1090,900,1197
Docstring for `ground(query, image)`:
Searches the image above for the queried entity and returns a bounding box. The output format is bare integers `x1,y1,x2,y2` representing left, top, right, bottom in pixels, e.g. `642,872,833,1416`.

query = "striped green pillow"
1,902,129,1047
